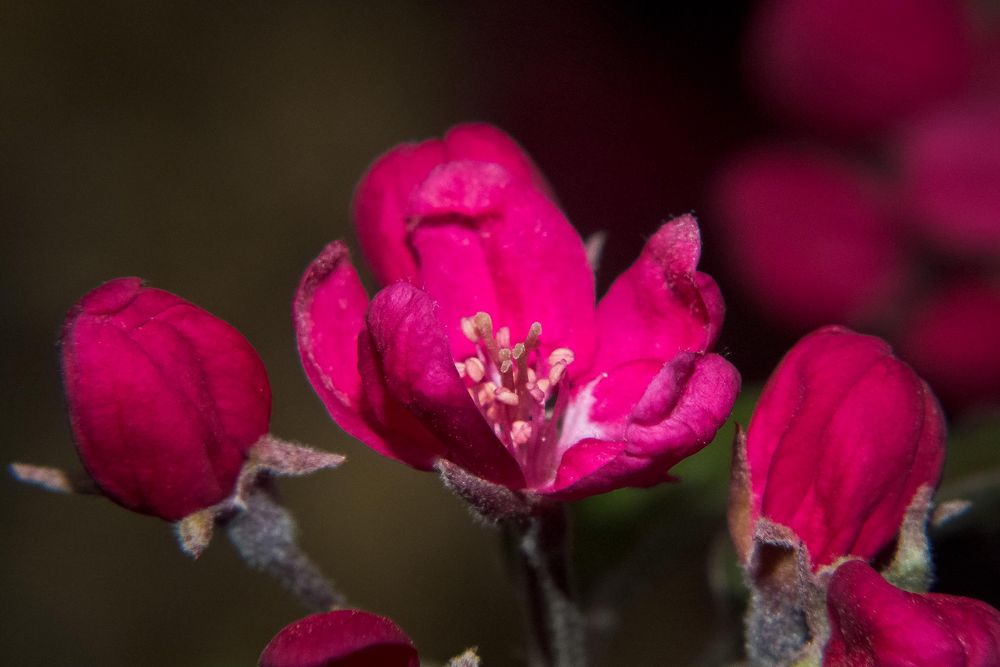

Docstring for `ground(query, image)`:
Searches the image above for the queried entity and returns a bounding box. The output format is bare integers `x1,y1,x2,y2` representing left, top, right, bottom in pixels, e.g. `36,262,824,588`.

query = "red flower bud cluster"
731,325,1000,664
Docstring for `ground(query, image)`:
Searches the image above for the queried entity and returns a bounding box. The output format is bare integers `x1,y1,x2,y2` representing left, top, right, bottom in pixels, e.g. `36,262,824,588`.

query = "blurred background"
2,1,998,665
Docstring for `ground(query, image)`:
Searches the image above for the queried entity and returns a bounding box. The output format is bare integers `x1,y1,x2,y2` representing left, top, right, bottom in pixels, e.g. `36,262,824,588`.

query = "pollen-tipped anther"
511,421,532,446
464,357,486,383
461,317,479,343
495,387,520,406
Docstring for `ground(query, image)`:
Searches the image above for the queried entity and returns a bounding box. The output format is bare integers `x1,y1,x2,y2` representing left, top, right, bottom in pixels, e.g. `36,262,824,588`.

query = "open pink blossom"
824,560,1000,666
747,0,971,135
259,609,419,667
62,277,271,521
295,124,739,500
745,326,945,568
712,145,904,329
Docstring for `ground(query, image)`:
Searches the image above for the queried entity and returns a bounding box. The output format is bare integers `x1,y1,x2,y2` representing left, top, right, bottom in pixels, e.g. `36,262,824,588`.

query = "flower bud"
61,277,271,521
745,326,945,569
712,145,904,329
258,609,419,667
899,101,1000,258
899,281,1000,412
825,560,1000,666
747,0,970,135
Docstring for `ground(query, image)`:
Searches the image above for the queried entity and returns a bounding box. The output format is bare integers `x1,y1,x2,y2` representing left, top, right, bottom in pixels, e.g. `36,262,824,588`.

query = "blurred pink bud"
62,278,271,521
824,560,1000,666
747,0,971,135
899,102,1000,257
746,326,945,568
899,281,1000,410
295,126,739,505
258,609,419,667
713,145,905,329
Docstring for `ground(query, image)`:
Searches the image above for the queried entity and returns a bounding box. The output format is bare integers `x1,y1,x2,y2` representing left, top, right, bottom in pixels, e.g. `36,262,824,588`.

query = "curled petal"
259,609,419,667
295,241,446,469
63,278,270,521
587,215,723,378
365,282,525,488
748,326,946,568
353,123,547,285
547,352,740,499
409,159,596,367
825,561,1000,667
444,123,550,192
354,331,449,469
294,242,392,452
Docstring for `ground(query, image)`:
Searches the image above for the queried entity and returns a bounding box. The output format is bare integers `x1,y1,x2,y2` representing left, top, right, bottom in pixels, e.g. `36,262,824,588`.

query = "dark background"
3,2,996,665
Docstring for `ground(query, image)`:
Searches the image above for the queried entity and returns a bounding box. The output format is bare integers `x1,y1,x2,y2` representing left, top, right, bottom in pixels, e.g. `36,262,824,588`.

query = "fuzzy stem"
505,504,587,667
223,482,344,612
745,584,811,666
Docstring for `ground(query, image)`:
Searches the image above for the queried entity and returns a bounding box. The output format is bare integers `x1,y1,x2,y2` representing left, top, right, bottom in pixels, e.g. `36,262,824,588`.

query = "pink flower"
747,0,971,135
898,101,1000,258
62,277,271,521
258,609,419,667
745,326,945,568
824,560,1000,666
295,124,739,501
899,281,1000,410
712,145,905,329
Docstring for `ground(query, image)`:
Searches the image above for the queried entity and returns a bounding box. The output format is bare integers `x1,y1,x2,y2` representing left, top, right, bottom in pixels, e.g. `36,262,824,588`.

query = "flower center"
455,311,575,483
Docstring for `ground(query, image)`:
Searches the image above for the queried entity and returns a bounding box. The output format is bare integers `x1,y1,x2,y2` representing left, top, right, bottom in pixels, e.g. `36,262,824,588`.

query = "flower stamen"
459,314,574,469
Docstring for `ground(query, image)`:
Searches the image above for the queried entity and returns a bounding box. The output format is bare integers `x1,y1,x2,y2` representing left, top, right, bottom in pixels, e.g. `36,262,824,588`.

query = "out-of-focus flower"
258,609,419,667
899,281,1000,410
898,101,1000,257
712,145,904,329
824,560,1000,666
744,326,945,569
60,277,271,521
747,0,971,136
295,124,739,504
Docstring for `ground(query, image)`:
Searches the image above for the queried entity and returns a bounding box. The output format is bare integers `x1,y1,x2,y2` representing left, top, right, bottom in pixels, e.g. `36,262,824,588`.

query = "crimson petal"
365,282,525,487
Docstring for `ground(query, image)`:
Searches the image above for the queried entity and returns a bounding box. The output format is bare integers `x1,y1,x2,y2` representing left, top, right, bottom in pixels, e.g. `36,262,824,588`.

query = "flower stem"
505,504,587,667
223,480,344,612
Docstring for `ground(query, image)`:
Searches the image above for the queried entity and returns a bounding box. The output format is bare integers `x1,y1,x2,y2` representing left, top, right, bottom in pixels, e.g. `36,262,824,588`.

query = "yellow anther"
511,420,532,445
454,362,467,378
549,362,568,386
497,347,513,374
512,343,526,360
548,348,575,366
464,357,486,383
476,382,497,405
460,317,479,343
494,387,520,406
